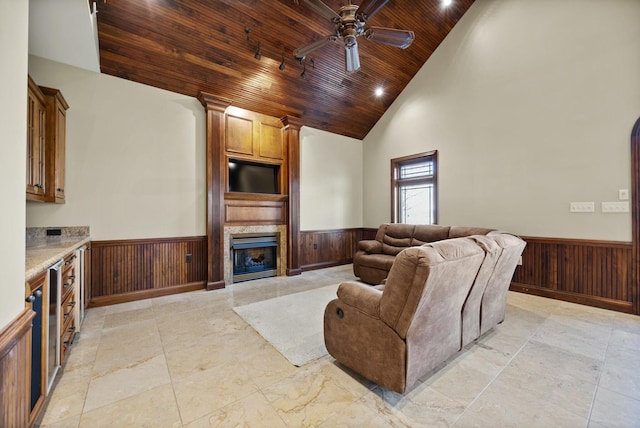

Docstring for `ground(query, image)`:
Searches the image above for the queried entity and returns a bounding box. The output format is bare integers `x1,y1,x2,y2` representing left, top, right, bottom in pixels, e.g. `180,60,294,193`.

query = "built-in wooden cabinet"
26,76,47,200
40,86,69,203
26,76,69,203
25,271,47,427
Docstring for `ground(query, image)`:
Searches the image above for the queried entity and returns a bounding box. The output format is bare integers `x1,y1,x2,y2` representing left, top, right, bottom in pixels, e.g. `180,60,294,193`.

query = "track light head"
254,43,262,60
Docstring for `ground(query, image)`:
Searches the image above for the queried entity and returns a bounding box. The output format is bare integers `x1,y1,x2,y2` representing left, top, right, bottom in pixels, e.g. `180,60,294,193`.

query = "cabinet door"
26,77,47,200
40,85,69,204
25,271,47,426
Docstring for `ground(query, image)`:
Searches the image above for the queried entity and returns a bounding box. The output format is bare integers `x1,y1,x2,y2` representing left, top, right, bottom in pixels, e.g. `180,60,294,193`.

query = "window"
391,151,438,224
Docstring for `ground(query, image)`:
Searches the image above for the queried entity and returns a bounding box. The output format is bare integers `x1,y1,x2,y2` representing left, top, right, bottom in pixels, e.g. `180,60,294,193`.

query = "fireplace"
231,234,278,282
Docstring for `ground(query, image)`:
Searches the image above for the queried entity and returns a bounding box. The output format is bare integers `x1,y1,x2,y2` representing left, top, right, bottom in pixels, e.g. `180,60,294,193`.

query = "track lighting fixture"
244,27,313,79
254,43,262,60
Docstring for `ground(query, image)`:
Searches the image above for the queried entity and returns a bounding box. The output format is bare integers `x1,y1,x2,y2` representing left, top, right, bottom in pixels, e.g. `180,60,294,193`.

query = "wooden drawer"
61,254,77,301
59,285,76,363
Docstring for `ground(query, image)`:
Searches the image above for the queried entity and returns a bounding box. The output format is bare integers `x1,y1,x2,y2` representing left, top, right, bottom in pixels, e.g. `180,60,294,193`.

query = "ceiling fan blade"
356,0,390,20
301,0,341,22
294,35,337,59
345,42,360,72
364,26,415,49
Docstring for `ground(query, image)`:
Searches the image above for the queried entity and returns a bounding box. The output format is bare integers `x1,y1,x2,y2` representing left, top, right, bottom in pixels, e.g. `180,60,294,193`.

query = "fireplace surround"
224,225,287,284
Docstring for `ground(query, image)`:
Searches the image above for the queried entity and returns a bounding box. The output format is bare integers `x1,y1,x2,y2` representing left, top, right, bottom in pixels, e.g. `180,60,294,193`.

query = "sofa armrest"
337,281,382,317
358,240,383,254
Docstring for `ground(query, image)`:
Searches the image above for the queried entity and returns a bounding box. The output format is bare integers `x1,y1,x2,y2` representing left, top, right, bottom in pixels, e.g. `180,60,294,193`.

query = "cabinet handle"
68,275,76,280
63,327,76,345
34,289,42,298
35,184,43,189
25,295,35,303
64,282,71,288
57,188,64,192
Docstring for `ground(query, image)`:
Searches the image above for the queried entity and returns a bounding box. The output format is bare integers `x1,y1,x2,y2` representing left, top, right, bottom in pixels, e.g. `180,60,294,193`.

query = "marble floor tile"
453,376,588,427
262,365,359,427
531,315,611,360
40,266,640,427
588,387,640,428
84,353,171,413
371,382,468,428
79,384,181,428
184,391,287,428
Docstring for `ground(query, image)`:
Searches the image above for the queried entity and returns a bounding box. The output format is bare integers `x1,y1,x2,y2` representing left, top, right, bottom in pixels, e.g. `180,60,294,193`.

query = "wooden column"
198,92,231,290
631,116,640,315
283,116,303,276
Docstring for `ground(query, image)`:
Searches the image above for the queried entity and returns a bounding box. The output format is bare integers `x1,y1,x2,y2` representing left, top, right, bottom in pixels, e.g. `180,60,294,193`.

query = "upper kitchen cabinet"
26,76,69,203
40,86,69,203
26,76,47,200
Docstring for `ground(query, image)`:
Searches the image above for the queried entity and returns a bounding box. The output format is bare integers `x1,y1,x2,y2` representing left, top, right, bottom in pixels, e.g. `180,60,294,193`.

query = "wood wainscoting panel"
0,309,34,428
511,236,633,313
90,236,207,306
300,228,365,271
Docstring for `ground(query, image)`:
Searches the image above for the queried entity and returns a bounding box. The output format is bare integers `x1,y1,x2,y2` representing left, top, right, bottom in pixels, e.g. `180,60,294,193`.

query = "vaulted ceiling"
96,0,475,140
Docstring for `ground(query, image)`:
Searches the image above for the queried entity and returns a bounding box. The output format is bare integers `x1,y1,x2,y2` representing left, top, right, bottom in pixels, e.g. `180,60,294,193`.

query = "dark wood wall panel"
300,228,364,271
0,309,34,428
512,237,633,313
90,236,207,306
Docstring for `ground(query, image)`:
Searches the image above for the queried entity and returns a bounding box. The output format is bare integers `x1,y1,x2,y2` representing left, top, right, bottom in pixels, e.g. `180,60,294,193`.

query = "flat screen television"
228,160,279,194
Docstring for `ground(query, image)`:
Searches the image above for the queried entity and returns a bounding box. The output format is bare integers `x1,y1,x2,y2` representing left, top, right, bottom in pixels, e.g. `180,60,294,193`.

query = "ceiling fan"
293,0,415,72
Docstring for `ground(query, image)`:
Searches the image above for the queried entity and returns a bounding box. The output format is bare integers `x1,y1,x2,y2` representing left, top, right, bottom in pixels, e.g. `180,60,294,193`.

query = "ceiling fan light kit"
294,0,415,72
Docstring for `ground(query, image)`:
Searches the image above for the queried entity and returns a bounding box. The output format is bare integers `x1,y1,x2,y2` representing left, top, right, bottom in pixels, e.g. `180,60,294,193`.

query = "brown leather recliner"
324,237,486,394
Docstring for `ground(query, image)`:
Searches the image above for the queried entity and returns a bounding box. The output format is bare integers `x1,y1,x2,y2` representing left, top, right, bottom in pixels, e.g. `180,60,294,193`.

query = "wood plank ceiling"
96,0,475,140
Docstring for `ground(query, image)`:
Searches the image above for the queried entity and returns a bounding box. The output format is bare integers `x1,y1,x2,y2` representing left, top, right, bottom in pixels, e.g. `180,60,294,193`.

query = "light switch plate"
602,201,629,213
570,202,595,213
619,189,629,200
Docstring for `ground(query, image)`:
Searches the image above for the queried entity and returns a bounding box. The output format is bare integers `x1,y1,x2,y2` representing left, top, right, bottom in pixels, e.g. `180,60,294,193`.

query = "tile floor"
39,265,640,427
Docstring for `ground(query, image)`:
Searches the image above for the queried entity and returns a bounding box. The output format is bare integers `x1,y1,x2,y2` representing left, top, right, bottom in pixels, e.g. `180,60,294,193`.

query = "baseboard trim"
88,281,206,307
510,282,634,314
206,280,225,291
301,259,353,272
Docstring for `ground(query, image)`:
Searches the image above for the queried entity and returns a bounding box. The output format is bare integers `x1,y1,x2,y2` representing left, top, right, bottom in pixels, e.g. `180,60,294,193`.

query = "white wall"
363,0,640,241
26,56,206,240
300,126,363,230
0,0,28,330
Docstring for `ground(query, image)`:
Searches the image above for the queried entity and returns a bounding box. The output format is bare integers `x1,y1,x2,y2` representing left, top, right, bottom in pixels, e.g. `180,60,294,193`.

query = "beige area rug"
233,284,339,366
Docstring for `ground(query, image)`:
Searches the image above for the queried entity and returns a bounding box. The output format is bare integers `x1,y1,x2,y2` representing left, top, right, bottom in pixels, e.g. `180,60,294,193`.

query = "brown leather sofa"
325,232,526,394
354,223,495,285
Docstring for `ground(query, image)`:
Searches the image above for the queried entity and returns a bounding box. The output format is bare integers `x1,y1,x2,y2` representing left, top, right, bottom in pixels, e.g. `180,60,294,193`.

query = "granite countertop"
25,226,91,281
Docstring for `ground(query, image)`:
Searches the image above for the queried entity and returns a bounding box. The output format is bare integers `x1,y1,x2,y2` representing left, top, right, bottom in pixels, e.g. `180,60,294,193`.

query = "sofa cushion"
358,240,382,253
448,226,494,238
411,225,451,245
355,253,396,270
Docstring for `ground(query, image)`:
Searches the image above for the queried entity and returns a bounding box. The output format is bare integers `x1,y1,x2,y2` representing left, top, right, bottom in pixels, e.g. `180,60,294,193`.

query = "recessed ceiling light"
443,0,453,6
375,87,384,97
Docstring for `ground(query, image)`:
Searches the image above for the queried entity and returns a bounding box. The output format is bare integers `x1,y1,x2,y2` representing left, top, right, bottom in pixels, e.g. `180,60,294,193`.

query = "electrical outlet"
517,256,523,266
602,202,629,213
570,202,594,213
313,243,318,249
46,228,62,236
185,253,192,263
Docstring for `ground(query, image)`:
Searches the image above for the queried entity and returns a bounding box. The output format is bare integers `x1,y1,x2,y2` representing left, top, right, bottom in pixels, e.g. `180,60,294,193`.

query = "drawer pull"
64,282,71,288
68,275,76,280
63,327,76,345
